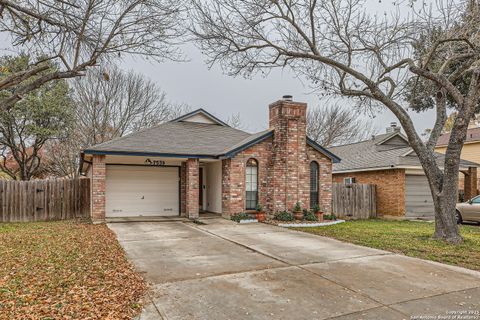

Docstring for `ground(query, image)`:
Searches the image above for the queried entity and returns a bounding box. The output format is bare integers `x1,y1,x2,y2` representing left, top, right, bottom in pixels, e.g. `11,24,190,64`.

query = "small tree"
0,54,73,180
190,0,480,243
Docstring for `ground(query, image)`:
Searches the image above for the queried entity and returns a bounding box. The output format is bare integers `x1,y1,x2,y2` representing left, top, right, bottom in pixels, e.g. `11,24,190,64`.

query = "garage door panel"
106,166,179,217
405,175,435,219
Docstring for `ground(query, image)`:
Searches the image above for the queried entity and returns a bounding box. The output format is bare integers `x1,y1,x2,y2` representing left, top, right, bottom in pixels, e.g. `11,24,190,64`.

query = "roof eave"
307,137,341,163
169,108,230,127
82,149,218,159
375,132,409,146
219,131,274,158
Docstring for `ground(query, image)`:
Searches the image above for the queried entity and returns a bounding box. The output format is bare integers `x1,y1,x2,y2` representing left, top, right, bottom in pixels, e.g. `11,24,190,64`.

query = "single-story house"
80,96,340,222
329,124,479,220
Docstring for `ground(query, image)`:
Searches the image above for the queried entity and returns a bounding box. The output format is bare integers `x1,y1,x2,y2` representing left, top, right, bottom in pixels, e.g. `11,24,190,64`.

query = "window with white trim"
245,159,258,210
310,161,319,208
344,177,356,184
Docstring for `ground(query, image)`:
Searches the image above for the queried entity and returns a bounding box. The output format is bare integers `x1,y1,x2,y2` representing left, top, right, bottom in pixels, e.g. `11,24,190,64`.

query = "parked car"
456,196,480,224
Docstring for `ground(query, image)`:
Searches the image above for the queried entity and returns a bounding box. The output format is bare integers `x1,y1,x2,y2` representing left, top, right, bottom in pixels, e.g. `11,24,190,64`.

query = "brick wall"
307,145,333,213
333,169,406,217
222,137,274,217
185,158,199,219
464,167,478,200
269,100,308,212
91,154,106,222
180,162,186,216
220,99,334,217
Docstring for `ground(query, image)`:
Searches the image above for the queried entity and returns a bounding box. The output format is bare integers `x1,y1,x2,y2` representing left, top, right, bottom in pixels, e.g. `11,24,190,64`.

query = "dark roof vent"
282,95,293,101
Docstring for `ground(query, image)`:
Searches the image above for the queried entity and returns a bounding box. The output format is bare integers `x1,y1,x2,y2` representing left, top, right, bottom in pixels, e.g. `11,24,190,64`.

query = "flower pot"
315,211,324,222
293,210,303,220
255,212,266,222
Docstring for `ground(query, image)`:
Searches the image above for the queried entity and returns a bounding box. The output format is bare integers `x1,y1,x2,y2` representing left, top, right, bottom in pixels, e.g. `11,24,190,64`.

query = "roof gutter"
82,149,218,159
333,164,479,175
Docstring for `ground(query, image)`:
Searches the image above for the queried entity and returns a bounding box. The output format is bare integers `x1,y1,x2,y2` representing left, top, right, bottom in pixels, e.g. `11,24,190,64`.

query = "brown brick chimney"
269,95,308,212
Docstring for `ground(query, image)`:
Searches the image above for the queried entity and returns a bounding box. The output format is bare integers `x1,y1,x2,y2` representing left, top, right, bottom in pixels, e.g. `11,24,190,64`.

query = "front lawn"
293,219,480,271
0,221,146,319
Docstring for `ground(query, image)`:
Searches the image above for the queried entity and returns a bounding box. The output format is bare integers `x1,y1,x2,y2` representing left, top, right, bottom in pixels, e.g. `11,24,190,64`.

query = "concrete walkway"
108,219,480,320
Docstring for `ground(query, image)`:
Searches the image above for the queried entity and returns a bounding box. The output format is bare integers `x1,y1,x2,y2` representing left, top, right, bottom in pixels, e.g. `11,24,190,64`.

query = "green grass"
293,219,480,271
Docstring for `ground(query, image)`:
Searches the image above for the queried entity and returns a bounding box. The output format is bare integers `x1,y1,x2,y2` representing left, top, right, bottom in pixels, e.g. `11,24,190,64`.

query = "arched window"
310,161,319,208
246,158,258,210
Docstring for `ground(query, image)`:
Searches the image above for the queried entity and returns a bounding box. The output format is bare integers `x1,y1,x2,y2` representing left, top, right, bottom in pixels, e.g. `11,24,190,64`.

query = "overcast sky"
120,0,437,135
123,43,436,134
0,0,437,136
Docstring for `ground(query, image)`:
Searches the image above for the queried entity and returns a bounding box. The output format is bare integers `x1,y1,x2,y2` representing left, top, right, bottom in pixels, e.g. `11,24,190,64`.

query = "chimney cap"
282,95,293,101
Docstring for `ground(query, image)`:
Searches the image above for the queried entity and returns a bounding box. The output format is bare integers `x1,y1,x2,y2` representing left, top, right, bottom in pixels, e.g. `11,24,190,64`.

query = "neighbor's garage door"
106,165,179,217
405,175,435,220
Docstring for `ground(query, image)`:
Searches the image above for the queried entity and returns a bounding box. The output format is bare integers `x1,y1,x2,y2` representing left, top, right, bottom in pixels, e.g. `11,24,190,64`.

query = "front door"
199,167,204,210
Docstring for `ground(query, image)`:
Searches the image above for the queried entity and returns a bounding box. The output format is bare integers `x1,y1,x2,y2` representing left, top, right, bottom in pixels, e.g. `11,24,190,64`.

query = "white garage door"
405,175,435,220
106,165,179,217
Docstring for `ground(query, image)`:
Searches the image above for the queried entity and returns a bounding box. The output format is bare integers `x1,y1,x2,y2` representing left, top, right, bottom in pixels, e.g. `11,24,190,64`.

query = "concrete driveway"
108,219,480,320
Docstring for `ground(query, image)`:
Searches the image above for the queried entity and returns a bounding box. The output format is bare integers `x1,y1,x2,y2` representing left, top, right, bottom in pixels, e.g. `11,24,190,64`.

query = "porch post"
91,154,106,223
185,158,200,219
464,167,478,200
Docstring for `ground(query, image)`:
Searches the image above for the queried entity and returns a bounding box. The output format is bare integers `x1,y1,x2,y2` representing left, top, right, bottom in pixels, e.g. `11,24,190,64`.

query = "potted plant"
255,204,266,222
312,204,324,222
293,201,303,220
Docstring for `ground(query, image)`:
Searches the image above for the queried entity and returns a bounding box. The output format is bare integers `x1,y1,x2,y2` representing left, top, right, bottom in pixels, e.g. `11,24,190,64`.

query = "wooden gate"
0,178,90,222
332,183,376,219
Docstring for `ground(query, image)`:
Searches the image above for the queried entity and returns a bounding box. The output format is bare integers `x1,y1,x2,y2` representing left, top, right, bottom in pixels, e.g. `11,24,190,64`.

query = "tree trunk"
432,193,462,244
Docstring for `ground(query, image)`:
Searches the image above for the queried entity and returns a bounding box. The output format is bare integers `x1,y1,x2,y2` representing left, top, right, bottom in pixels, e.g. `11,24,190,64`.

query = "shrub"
274,211,294,221
324,213,337,221
293,201,302,212
303,210,318,222
312,204,321,213
231,212,253,222
256,204,263,212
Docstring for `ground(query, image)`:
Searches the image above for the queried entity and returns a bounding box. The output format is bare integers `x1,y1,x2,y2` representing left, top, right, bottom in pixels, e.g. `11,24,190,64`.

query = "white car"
456,196,480,224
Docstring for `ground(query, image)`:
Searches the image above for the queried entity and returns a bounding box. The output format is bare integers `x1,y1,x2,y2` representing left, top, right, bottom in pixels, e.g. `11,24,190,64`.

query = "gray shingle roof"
85,121,251,157
83,108,340,161
329,132,479,172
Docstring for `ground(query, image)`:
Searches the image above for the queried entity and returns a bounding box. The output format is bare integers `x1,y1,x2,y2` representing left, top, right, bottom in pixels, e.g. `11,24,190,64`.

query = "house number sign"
145,158,166,166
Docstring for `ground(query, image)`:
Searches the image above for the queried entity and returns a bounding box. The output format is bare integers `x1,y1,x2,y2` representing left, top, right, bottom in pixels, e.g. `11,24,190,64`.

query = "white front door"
106,165,179,217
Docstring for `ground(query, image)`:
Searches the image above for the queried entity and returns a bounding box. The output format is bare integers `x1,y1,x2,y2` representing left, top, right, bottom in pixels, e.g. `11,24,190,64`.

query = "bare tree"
43,65,191,177
189,0,480,243
225,112,244,130
307,105,377,147
0,0,182,110
71,64,181,147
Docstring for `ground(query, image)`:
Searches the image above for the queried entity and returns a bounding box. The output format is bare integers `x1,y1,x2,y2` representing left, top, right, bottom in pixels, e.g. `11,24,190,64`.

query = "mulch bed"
0,221,147,319
266,219,337,226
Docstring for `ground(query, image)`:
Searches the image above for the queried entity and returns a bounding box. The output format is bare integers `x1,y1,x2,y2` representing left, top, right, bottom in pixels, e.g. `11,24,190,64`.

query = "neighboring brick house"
329,124,479,220
80,96,340,222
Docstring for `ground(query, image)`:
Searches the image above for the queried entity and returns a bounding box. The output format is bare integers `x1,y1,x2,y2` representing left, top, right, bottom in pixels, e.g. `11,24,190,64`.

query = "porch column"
464,167,478,200
91,155,106,223
185,158,199,219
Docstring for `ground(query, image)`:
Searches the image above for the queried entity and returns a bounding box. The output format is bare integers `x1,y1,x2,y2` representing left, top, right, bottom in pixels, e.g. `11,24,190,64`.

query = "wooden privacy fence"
0,178,90,223
332,183,377,219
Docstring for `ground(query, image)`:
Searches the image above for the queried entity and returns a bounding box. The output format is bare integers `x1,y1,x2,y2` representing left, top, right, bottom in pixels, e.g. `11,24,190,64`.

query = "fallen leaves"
0,221,147,319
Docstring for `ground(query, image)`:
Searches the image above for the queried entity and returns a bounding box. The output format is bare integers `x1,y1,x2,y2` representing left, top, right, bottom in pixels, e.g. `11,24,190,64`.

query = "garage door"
106,165,179,217
405,175,435,220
